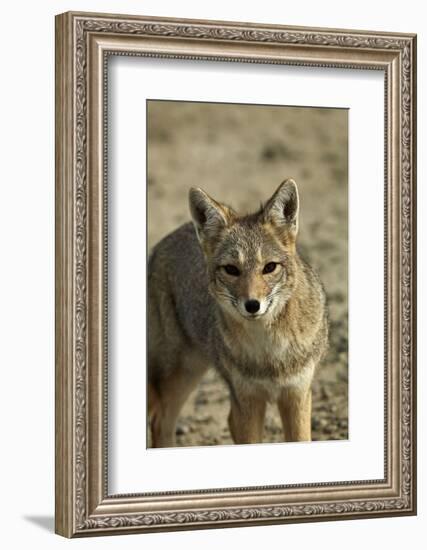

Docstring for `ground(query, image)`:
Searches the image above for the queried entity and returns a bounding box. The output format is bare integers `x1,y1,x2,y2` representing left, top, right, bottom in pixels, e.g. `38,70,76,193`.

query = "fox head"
189,179,300,322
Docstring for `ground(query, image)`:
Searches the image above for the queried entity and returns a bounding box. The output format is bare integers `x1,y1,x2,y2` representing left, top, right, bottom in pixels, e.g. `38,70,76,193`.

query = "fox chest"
222,324,304,382
238,329,291,369
222,329,314,401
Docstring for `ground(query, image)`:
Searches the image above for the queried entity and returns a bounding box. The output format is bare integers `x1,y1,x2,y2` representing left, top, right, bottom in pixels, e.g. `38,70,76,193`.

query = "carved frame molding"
55,11,416,537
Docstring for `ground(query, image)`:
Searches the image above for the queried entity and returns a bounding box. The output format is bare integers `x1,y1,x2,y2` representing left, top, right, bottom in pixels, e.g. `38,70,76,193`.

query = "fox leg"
278,386,312,442
228,392,267,444
149,362,208,448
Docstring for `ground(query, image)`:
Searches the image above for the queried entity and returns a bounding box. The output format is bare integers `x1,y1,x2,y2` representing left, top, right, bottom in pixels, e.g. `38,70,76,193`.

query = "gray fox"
148,179,328,447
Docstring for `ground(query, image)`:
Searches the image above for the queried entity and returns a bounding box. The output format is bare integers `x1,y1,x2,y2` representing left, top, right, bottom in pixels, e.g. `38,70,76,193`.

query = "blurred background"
147,100,348,445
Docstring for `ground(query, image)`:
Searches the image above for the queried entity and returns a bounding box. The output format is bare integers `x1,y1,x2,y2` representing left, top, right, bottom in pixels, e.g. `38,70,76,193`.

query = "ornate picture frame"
55,11,417,537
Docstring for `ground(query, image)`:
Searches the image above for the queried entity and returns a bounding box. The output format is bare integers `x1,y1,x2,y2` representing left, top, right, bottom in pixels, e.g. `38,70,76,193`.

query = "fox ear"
263,179,299,235
189,187,233,244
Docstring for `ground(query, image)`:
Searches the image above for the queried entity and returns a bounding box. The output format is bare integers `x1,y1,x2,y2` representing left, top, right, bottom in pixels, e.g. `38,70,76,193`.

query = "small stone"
321,386,332,400
323,424,336,434
176,424,189,436
195,415,214,423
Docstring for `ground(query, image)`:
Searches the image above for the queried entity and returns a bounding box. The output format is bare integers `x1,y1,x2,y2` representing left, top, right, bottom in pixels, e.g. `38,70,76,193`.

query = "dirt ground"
147,100,348,446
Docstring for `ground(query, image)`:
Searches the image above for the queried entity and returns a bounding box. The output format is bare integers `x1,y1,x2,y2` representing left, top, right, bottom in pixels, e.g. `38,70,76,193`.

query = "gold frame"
55,11,417,537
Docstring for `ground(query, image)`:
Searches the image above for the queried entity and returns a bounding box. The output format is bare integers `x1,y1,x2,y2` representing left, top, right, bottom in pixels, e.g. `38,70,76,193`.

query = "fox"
147,178,328,447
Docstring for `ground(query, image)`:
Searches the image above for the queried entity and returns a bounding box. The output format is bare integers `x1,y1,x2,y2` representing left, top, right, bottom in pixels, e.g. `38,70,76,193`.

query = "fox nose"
245,299,260,314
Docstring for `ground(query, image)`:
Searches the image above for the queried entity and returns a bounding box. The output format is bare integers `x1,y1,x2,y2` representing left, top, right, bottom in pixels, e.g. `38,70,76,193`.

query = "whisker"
216,290,237,306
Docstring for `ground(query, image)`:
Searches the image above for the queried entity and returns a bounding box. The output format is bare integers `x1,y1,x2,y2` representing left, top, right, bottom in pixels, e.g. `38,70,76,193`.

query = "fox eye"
263,262,277,274
223,264,240,276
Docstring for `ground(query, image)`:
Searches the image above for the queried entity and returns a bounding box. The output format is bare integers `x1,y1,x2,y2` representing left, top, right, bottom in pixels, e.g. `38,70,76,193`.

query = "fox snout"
210,258,290,321
237,294,270,318
244,299,260,314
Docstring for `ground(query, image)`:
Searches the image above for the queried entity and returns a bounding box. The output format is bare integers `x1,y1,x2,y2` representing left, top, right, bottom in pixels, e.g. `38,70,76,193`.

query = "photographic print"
147,100,348,448
56,12,416,537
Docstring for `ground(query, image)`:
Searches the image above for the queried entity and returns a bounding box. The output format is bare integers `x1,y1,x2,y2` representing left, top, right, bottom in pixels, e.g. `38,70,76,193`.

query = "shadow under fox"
148,179,328,447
